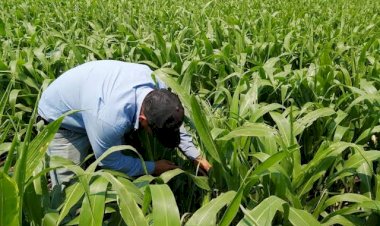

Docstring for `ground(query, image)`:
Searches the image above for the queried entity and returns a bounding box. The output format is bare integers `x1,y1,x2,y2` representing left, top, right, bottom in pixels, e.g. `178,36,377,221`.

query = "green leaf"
322,193,372,211
96,172,148,226
158,168,184,183
347,94,380,111
0,172,19,226
288,207,321,226
344,151,380,169
270,112,293,148
250,103,284,122
237,196,286,226
322,215,359,226
294,108,335,135
25,114,66,180
149,184,180,226
219,186,244,226
190,95,222,164
250,151,289,178
185,191,236,226
79,177,109,226
218,123,277,140
57,181,85,224
86,145,147,174
0,18,5,36
158,168,210,191
23,182,44,226
118,177,144,204
42,212,59,226
355,125,380,144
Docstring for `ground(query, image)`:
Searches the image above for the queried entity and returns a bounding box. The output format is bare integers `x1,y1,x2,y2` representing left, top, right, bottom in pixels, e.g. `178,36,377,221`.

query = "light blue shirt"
38,60,200,176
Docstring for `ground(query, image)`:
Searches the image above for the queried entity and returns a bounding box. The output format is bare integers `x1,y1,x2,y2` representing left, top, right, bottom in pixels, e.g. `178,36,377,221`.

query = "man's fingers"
163,160,175,165
194,157,212,172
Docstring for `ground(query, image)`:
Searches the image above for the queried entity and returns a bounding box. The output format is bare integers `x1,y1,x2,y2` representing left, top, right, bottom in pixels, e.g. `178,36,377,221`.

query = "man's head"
139,89,184,148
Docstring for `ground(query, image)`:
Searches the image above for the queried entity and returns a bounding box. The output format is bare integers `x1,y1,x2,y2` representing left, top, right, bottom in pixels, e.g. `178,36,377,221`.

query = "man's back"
38,60,160,133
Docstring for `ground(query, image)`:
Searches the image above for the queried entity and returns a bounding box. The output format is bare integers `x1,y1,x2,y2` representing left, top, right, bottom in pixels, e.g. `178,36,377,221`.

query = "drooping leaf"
185,191,236,226
218,123,277,140
237,196,286,226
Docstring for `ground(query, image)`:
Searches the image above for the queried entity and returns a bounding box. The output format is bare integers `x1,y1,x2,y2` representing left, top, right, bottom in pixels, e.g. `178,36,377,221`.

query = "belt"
37,115,68,130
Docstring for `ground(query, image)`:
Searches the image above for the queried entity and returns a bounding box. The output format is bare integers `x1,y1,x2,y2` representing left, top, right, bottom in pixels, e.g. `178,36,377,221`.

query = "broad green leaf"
0,172,19,226
150,184,180,226
180,60,197,95
263,57,279,84
14,89,41,224
288,207,320,226
322,193,372,210
355,125,380,144
42,212,59,226
190,95,222,164
237,196,286,226
96,172,148,226
294,108,335,135
229,79,243,128
57,181,85,224
118,177,144,204
270,112,293,148
344,151,380,169
25,114,65,180
250,103,284,122
158,168,184,183
79,177,109,226
293,142,356,188
347,94,380,111
297,157,335,197
322,215,359,226
218,123,277,140
250,151,289,179
357,163,373,198
23,182,44,226
185,191,236,226
376,175,380,201
219,185,245,226
0,18,5,36
86,145,147,174
77,44,105,59
157,168,210,190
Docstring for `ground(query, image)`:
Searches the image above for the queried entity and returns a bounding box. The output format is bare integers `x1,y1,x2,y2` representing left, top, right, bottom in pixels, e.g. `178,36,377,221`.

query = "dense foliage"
1,0,380,225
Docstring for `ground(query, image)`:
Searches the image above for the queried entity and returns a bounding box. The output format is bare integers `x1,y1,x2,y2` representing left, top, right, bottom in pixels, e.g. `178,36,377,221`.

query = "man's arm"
83,114,156,176
178,126,212,172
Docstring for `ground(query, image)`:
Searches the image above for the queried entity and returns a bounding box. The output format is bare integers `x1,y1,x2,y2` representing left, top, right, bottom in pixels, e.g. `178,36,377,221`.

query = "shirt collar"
134,87,153,130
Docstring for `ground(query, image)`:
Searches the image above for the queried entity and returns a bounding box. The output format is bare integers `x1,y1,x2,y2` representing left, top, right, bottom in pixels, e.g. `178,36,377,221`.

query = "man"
38,60,211,186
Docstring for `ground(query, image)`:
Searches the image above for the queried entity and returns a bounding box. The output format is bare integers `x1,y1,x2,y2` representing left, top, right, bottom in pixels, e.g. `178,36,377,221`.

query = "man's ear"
139,114,147,122
139,114,149,128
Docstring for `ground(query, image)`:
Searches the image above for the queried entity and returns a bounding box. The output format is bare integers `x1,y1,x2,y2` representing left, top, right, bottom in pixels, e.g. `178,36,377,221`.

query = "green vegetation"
1,0,380,225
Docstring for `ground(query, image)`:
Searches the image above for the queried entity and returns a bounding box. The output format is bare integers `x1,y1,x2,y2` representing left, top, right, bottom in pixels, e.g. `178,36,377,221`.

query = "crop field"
1,0,380,225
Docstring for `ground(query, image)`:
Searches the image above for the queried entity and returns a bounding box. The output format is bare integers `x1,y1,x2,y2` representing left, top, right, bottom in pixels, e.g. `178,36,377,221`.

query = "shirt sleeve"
83,113,155,176
178,125,201,159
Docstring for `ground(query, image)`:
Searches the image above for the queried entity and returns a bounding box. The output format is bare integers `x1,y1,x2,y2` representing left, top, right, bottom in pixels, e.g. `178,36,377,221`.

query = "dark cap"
143,89,184,148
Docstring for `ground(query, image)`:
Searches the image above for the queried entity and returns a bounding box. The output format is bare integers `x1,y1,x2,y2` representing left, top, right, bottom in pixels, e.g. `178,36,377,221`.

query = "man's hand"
153,160,178,175
194,156,212,175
